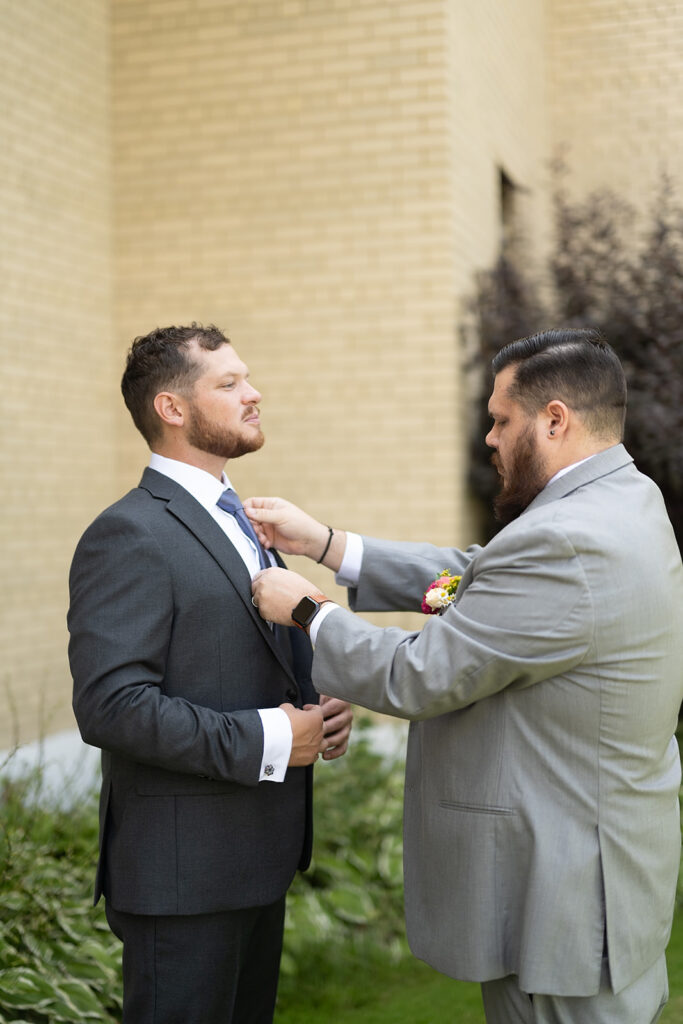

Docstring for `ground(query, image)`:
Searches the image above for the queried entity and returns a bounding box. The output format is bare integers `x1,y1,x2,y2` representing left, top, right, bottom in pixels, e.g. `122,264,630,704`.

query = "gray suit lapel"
451,445,633,607
139,468,295,678
523,443,633,514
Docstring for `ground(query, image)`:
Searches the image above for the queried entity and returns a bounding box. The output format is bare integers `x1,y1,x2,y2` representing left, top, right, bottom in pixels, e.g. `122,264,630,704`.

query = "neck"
544,438,618,482
152,442,226,481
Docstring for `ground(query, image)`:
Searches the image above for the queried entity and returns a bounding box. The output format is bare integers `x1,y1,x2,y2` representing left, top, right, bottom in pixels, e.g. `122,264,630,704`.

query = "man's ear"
153,391,186,428
545,399,569,438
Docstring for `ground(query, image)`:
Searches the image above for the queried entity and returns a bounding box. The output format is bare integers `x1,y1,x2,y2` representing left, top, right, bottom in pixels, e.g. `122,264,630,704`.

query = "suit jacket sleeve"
68,511,263,786
314,522,593,719
347,536,483,613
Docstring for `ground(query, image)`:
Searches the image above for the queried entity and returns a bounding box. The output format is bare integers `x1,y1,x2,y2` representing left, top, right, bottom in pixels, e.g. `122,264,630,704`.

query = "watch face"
292,595,318,627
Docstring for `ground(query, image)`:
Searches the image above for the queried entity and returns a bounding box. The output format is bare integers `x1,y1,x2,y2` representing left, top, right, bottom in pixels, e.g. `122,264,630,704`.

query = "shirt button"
264,764,275,777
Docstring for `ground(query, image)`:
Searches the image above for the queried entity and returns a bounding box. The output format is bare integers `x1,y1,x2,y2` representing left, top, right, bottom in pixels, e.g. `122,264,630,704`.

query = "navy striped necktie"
216,488,270,571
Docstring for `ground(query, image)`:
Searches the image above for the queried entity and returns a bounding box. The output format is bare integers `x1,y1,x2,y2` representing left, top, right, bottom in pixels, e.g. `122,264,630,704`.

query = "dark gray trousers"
106,897,286,1024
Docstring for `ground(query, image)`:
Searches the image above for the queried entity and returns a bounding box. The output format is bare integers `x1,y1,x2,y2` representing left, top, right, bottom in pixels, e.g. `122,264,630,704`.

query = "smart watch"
291,594,329,630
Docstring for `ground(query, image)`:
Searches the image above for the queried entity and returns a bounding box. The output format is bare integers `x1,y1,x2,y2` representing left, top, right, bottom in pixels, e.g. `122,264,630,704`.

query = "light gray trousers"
480,954,668,1024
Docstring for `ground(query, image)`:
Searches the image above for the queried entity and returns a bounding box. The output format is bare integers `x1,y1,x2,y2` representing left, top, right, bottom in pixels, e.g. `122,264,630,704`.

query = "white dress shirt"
148,453,292,781
307,533,363,644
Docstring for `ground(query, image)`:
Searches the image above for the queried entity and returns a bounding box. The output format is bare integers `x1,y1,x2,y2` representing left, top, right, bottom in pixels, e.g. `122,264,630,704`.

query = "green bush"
464,172,683,549
281,721,407,983
0,772,121,1023
0,729,680,1021
0,724,407,1022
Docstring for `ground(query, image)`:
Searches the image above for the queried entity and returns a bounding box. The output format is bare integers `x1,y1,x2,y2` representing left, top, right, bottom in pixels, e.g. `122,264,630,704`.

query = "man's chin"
233,430,265,457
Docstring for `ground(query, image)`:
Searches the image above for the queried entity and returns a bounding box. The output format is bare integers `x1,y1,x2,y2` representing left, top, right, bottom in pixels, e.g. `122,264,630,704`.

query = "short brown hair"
121,323,229,444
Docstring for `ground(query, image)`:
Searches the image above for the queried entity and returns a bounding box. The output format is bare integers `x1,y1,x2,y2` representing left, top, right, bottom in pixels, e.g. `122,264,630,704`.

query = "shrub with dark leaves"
465,174,683,551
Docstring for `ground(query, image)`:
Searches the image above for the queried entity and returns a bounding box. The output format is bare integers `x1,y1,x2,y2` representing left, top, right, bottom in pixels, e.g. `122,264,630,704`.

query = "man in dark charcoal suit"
67,323,352,1024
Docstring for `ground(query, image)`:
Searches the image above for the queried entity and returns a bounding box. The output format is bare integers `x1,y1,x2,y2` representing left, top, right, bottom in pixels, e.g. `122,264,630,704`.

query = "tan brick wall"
447,0,550,274
111,0,550,613
445,0,551,538
548,0,683,208
112,0,457,624
3,0,682,744
0,0,114,747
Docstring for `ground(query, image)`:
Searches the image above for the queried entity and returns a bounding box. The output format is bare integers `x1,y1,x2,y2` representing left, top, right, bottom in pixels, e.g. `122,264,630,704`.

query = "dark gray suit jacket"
68,468,316,916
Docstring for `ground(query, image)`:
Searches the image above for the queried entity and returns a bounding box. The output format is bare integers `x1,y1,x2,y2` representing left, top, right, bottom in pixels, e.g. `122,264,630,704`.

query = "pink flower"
421,571,462,615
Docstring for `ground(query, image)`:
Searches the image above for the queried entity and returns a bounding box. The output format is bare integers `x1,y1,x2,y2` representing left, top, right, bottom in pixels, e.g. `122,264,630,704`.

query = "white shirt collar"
148,453,234,514
545,453,595,488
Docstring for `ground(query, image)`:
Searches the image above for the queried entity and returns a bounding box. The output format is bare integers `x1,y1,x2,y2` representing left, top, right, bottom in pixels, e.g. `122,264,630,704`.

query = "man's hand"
279,703,324,766
319,695,352,760
252,567,320,625
243,497,346,570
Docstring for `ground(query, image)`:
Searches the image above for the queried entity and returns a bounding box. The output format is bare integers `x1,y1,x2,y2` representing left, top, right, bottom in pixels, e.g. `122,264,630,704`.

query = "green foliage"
279,720,407,990
0,727,406,1022
465,172,683,548
0,772,122,1024
0,733,682,1022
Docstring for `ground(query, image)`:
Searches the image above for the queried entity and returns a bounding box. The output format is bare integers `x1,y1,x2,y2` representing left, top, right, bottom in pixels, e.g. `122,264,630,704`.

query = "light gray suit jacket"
313,445,683,996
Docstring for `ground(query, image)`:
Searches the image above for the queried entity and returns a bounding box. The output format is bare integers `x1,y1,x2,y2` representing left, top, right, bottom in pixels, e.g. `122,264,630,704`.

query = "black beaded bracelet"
316,526,334,564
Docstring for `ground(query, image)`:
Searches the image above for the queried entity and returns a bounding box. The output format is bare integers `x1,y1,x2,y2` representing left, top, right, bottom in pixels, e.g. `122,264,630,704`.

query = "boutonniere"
421,570,462,615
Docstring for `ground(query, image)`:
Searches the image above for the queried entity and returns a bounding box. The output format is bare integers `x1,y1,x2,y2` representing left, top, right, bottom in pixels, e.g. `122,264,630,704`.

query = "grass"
277,953,484,1023
276,906,683,1023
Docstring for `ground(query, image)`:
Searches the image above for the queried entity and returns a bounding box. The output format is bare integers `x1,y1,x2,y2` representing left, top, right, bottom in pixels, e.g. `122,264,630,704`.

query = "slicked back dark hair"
121,323,229,445
492,327,627,440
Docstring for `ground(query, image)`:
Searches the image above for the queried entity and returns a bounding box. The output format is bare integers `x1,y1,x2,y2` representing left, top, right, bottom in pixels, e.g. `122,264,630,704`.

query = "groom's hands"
256,568,353,761
279,698,352,764
243,497,346,571
279,703,324,766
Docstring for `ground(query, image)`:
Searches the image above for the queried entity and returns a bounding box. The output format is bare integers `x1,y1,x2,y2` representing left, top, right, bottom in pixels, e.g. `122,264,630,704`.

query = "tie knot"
217,488,241,515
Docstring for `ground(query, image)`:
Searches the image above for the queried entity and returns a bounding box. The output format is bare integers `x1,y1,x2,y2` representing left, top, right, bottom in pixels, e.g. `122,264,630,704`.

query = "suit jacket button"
286,689,298,702
264,764,275,777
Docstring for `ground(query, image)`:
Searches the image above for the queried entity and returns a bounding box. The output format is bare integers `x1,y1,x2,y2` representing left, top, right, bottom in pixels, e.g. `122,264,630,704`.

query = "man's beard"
185,400,264,460
492,426,548,525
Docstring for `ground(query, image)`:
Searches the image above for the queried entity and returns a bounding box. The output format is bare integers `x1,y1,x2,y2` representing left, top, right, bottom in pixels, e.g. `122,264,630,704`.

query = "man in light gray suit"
68,323,351,1024
249,328,683,1023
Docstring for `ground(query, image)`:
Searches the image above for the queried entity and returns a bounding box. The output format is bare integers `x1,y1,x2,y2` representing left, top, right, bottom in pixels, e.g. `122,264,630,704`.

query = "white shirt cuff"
257,707,292,782
309,601,342,646
335,531,363,588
